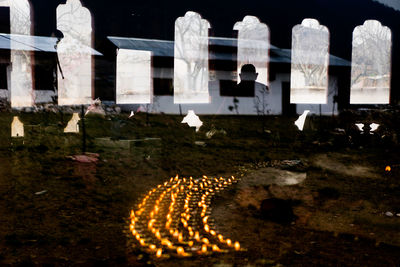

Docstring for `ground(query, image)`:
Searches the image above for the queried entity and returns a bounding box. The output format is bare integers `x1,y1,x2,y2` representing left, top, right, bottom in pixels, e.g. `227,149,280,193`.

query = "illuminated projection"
181,110,203,132
64,113,80,133
129,175,242,258
290,19,329,104
294,110,310,131
350,20,392,104
56,0,93,106
116,49,152,104
174,12,211,104
0,0,34,107
233,16,269,86
11,116,24,137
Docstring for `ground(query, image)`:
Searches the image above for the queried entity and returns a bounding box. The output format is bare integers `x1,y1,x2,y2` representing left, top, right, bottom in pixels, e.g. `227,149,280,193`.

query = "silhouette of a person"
233,64,268,97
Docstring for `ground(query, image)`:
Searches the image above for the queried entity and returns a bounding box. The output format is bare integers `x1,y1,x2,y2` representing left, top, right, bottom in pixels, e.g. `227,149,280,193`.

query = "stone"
85,99,106,116
260,198,296,224
385,211,394,217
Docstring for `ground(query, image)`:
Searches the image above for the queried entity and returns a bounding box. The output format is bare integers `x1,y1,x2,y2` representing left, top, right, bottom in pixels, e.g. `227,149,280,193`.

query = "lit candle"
217,234,224,242
155,231,161,239
178,233,183,242
177,246,184,255
212,245,220,252
194,231,200,241
201,244,207,253
234,241,240,251
156,248,162,258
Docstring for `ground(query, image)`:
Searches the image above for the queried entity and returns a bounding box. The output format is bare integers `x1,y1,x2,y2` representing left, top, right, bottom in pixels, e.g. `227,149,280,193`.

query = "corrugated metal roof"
107,36,350,66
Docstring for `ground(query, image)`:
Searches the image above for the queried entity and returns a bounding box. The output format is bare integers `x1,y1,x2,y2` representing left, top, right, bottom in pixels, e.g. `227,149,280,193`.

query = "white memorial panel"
290,19,329,104
0,0,34,107
174,11,210,104
116,49,152,104
350,20,391,104
234,16,269,86
57,0,93,106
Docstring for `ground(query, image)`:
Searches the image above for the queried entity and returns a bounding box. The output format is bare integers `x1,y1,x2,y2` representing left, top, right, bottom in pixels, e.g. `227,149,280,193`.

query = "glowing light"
370,123,380,132
194,231,200,241
156,248,162,258
234,241,240,251
177,246,185,255
129,175,244,257
212,245,221,252
385,166,391,172
355,123,364,131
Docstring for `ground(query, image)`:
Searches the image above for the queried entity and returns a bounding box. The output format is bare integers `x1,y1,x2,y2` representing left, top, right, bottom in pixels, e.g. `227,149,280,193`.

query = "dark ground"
0,110,399,266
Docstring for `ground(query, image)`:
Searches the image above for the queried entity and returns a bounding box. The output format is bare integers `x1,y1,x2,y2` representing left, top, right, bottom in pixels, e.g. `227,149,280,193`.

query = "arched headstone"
233,16,269,86
174,11,211,104
290,19,329,104
350,20,392,104
116,49,152,104
56,0,93,106
0,0,34,108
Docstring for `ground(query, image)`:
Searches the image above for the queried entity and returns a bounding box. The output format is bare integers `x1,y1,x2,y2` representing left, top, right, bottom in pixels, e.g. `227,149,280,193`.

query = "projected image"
1,0,33,108
234,16,269,87
290,19,329,104
116,49,152,104
350,20,392,104
56,0,93,106
174,12,210,104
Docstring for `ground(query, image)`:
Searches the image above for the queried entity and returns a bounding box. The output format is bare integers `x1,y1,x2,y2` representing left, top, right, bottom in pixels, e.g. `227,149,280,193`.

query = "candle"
156,248,162,258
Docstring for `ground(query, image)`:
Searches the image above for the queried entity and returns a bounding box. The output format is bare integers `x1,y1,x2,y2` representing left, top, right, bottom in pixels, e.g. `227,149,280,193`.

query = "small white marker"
294,110,310,131
182,110,203,132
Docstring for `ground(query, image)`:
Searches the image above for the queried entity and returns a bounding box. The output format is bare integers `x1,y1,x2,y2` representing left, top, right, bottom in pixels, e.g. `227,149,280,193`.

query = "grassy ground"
0,111,399,266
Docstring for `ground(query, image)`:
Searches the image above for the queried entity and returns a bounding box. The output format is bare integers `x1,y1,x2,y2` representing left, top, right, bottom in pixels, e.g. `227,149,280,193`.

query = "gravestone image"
174,11,211,104
290,19,329,104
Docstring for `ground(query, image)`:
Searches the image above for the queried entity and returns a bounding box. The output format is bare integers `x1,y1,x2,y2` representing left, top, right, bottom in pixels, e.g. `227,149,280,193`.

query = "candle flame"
156,248,162,258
